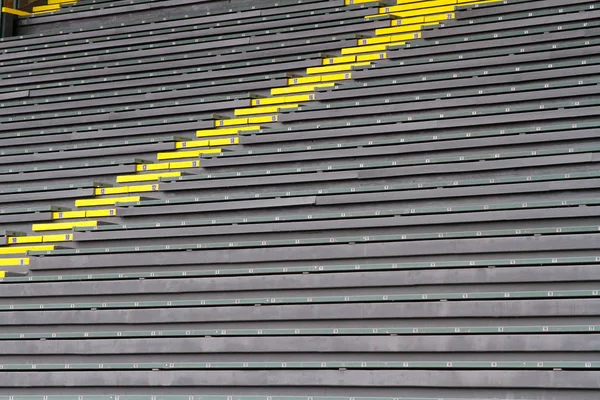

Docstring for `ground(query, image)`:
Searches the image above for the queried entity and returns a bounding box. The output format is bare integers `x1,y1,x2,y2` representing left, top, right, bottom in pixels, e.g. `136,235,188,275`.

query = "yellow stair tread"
235,105,298,116
75,196,143,207
0,258,29,266
94,184,159,195
32,221,100,232
0,245,55,255
289,73,351,85
251,94,314,106
157,148,222,161
8,234,73,244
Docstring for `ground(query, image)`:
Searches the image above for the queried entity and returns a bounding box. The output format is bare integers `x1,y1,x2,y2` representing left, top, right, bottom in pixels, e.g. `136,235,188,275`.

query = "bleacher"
0,0,598,397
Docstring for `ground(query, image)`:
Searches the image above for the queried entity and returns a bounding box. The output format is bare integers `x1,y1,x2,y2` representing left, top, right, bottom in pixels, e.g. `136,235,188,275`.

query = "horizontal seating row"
1,255,597,283
4,285,600,309
0,360,596,370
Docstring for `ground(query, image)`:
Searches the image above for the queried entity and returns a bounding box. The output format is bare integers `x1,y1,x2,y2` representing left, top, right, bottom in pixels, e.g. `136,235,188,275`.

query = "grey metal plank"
0,142,174,165
28,233,600,269
1,334,597,354
4,296,600,324
0,211,53,224
117,196,317,217
0,164,137,183
0,188,95,204
74,205,600,242
161,171,359,191
0,90,28,100
3,264,598,298
71,119,215,140
0,370,597,388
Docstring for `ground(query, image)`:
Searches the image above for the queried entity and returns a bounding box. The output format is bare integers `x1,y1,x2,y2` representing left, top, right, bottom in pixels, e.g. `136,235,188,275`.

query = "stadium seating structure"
0,0,599,398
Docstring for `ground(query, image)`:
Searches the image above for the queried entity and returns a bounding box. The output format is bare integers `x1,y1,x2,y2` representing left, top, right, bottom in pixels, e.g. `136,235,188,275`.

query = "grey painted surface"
0,370,598,388
2,0,599,396
2,334,598,354
3,298,599,325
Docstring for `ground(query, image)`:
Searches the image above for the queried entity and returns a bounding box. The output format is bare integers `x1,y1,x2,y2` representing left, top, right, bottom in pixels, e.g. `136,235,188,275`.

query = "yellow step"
359,32,421,45
382,0,458,13
157,148,222,161
215,115,277,126
394,4,456,17
0,271,4,278
32,221,99,232
32,4,60,12
208,137,239,146
76,196,141,207
345,0,373,4
54,209,117,219
94,184,159,195
176,138,238,149
86,209,117,218
8,234,74,244
169,160,201,169
357,53,387,62
322,55,357,65
252,94,314,106
1,7,31,16
196,126,261,137
0,258,29,266
271,83,334,96
116,172,181,183
318,57,357,66
289,73,352,85
235,105,298,116
0,245,55,255
307,62,370,74
52,211,86,219
176,140,209,149
135,161,202,172
136,163,171,172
